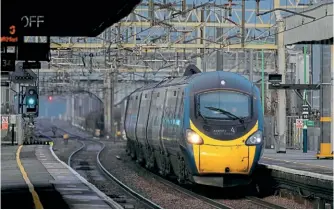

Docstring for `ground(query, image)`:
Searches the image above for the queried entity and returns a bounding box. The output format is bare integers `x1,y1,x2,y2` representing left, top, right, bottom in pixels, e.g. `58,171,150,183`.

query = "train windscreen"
197,91,251,120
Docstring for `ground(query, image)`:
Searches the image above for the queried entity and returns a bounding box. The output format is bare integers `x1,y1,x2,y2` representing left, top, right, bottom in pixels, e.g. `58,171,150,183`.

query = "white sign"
2,116,9,124
6,46,15,53
21,16,44,28
10,115,16,124
296,119,303,129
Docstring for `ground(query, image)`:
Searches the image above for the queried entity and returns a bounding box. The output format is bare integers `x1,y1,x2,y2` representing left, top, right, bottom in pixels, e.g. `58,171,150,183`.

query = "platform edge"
48,145,124,209
260,163,334,181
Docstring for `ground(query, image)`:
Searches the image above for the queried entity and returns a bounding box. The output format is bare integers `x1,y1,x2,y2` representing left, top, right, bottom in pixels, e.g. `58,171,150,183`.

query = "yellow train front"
124,70,264,188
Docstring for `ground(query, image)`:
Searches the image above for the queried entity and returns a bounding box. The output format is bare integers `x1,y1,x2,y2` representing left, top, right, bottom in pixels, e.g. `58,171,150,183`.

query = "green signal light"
28,98,35,105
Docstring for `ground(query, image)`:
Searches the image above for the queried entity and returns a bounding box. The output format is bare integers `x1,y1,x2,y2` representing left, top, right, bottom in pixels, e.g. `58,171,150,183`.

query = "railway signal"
25,86,39,115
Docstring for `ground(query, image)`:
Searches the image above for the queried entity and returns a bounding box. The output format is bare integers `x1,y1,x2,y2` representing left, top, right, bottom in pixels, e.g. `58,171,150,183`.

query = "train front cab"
184,86,264,188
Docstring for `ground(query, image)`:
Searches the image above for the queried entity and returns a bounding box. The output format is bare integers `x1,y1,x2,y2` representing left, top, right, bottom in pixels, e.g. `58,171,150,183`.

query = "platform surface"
260,149,333,177
1,144,120,209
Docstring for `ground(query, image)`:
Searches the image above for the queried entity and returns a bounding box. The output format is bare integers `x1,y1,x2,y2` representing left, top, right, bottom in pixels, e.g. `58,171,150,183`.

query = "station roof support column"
282,0,333,158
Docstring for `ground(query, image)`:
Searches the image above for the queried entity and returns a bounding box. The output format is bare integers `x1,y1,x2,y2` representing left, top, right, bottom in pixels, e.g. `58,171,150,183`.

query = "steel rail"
245,196,285,209
64,131,162,209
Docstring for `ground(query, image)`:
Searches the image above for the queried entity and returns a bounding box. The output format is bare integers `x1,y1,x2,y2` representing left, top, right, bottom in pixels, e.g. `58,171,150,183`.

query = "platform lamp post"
302,45,308,153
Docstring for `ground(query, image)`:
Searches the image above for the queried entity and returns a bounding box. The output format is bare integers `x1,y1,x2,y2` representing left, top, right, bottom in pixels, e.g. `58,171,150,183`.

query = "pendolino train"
124,65,264,188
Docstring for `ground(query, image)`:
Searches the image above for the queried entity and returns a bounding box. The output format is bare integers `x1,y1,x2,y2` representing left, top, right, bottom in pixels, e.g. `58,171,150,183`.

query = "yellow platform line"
262,156,332,170
16,145,44,209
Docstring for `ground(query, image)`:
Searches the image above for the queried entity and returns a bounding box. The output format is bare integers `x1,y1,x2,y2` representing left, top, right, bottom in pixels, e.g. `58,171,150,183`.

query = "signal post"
1,15,48,144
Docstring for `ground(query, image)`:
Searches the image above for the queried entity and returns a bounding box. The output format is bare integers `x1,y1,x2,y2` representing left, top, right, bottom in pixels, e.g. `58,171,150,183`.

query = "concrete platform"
261,149,333,177
255,149,333,204
1,144,122,209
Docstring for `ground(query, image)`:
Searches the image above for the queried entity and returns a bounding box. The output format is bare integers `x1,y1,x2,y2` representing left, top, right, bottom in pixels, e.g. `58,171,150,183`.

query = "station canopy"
283,0,333,45
1,0,141,37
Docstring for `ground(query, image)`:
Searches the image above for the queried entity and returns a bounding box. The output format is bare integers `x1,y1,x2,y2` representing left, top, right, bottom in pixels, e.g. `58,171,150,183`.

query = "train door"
135,93,145,143
129,93,140,141
149,88,167,170
147,90,165,149
145,90,154,146
161,87,179,155
124,95,133,140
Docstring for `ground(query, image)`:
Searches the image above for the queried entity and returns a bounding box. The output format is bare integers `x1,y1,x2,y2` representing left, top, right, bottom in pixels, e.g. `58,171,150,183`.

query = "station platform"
260,149,333,177
1,144,122,209
256,149,333,204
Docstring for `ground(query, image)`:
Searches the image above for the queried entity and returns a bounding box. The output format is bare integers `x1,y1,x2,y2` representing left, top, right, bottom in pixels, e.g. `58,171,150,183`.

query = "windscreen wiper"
205,106,246,127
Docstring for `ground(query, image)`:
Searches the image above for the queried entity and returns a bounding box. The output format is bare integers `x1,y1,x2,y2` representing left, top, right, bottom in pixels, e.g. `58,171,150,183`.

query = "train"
124,65,264,188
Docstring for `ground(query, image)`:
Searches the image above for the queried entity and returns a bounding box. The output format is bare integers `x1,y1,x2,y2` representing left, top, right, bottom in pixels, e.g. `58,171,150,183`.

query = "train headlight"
245,130,263,145
186,129,203,145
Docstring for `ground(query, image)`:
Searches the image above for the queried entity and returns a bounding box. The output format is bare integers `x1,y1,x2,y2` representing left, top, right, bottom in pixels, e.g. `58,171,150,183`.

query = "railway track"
52,125,285,209
129,157,285,209
57,128,232,209
67,137,232,209
133,167,232,209
68,138,161,209
245,196,285,209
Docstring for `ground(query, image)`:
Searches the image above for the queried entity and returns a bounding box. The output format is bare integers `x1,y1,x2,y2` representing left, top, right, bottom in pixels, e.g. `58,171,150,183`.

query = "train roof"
189,71,254,94
130,71,254,95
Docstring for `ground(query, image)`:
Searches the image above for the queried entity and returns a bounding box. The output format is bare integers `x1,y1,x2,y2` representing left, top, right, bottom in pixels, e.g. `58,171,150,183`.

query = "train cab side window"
174,91,176,96
157,92,160,97
136,96,138,100
145,94,147,98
